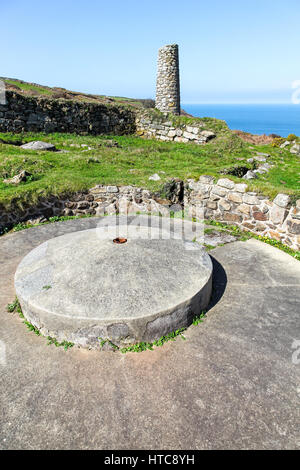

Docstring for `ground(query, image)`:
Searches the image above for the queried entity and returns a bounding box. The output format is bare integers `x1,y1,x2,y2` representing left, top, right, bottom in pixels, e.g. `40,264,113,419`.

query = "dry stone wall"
0,90,216,145
1,178,299,250
0,91,136,135
136,115,216,144
185,176,300,250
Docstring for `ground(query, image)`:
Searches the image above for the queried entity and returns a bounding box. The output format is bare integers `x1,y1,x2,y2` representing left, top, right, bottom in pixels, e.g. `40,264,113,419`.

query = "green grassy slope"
0,131,299,211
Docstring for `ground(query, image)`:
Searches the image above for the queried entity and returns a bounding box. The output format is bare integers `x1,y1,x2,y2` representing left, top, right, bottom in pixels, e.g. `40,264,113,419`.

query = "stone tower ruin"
155,44,180,115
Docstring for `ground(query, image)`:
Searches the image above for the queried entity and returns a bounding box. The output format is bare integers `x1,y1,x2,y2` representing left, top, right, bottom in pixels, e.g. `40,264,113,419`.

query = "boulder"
200,130,216,141
273,194,290,208
290,144,300,155
149,173,161,181
280,141,290,149
243,170,257,180
20,141,56,151
3,170,32,185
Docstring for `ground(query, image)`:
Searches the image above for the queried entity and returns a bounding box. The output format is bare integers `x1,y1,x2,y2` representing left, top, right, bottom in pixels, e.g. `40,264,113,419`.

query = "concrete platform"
0,217,299,450
15,219,213,348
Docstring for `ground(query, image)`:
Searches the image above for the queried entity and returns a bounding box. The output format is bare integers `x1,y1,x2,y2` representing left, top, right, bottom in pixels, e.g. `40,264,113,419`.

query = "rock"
227,192,243,204
273,194,290,208
204,230,237,247
287,219,300,235
149,200,170,217
234,183,248,193
218,199,231,211
243,193,259,205
149,173,161,181
223,213,242,223
253,211,268,221
105,203,117,215
106,186,119,193
206,201,217,210
168,130,176,138
211,186,228,197
20,141,56,151
200,130,216,141
237,203,251,215
268,230,282,241
3,170,32,185
25,216,47,225
290,144,300,155
183,131,197,140
290,207,300,220
254,166,269,175
280,141,290,149
199,175,214,185
270,205,287,225
258,163,273,172
217,178,235,190
255,152,270,157
243,170,257,180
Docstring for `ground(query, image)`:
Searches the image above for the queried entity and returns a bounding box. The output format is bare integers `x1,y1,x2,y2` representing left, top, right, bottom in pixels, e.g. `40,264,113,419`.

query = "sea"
182,104,300,137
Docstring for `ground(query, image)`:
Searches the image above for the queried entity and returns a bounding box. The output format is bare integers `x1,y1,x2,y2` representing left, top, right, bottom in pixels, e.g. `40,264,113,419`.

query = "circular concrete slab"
15,220,213,349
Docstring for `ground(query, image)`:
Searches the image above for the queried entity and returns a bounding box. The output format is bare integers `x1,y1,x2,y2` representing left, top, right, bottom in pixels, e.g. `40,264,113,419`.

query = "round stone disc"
15,219,213,349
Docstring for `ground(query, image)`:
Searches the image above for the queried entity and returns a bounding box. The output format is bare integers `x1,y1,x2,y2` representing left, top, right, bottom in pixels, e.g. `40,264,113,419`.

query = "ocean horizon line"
183,103,300,136
182,102,296,106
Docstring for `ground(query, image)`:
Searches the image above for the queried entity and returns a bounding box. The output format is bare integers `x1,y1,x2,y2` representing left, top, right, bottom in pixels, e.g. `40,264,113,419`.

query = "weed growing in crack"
7,297,74,350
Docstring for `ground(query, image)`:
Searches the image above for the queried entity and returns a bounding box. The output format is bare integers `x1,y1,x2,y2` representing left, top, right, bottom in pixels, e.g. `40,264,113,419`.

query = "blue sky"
1,0,300,103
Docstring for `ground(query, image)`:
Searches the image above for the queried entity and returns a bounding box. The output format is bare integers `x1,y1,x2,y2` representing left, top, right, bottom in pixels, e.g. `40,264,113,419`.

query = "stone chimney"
155,44,180,115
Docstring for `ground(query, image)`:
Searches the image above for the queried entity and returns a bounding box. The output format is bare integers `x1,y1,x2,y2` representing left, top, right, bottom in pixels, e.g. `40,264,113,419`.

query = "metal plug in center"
113,238,127,244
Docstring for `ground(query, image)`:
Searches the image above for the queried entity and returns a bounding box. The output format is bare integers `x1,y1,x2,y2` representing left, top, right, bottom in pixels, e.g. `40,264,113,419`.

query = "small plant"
7,297,74,350
7,297,24,318
272,137,285,147
119,327,187,354
193,312,206,325
47,336,74,350
7,297,21,313
2,213,97,238
13,222,31,232
287,134,297,142
24,320,41,336
204,243,216,251
120,342,153,353
99,338,119,351
42,285,52,290
204,219,300,260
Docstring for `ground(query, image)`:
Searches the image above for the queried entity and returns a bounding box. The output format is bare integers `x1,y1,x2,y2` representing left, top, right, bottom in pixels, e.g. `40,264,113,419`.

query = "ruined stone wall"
185,177,300,250
0,91,136,135
1,178,299,250
136,115,216,144
155,44,180,115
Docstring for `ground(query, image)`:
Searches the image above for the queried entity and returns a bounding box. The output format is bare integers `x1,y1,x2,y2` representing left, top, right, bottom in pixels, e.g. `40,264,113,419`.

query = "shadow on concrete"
207,255,227,311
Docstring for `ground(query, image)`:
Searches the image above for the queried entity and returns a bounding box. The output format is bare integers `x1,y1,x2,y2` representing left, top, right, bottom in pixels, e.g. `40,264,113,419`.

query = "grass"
4,79,53,96
2,78,147,107
7,297,74,350
0,130,299,213
99,314,210,353
7,295,206,354
205,219,300,260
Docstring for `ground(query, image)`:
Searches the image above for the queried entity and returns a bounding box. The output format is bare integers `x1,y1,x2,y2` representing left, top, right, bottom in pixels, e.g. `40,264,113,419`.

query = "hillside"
1,77,154,109
0,78,299,213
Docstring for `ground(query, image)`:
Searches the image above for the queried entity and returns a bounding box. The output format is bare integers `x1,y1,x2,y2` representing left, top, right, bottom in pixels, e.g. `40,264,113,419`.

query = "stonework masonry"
156,44,181,115
1,177,299,251
0,91,136,135
0,89,217,146
136,114,216,144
